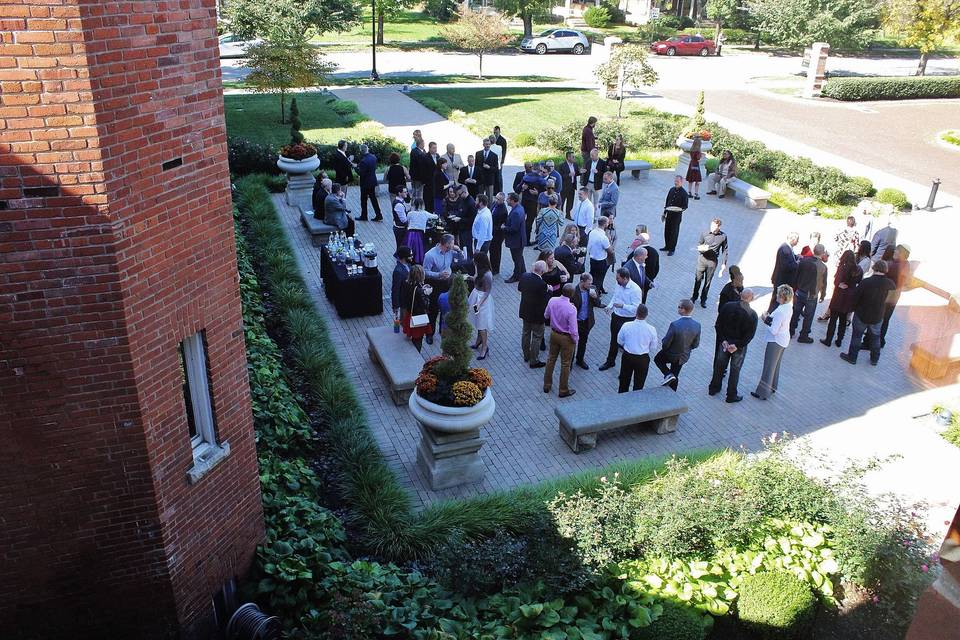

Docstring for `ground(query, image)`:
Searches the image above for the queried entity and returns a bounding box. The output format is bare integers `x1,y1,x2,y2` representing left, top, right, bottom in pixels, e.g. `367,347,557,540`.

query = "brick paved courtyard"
274,169,960,532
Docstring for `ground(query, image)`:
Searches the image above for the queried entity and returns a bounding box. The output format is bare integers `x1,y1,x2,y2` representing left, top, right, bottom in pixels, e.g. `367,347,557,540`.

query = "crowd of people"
315,119,912,403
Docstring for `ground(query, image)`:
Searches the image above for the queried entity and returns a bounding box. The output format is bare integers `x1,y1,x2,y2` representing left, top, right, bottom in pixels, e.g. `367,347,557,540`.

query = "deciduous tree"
226,0,363,42
745,0,880,50
375,0,416,45
243,39,336,123
441,9,512,79
493,0,553,38
593,44,659,117
884,0,960,75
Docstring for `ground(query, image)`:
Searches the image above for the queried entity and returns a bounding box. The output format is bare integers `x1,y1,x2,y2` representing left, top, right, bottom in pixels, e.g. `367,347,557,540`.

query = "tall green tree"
225,0,363,41
884,0,960,75
493,0,553,37
706,0,752,40
375,0,416,45
745,0,880,49
441,8,512,78
243,39,335,123
594,44,659,117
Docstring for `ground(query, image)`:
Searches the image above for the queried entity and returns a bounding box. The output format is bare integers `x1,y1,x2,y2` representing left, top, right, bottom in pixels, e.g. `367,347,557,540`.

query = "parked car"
219,34,262,58
650,35,715,56
520,29,591,55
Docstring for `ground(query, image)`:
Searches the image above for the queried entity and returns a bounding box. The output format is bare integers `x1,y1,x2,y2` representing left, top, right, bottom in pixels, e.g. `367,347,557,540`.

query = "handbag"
409,286,430,328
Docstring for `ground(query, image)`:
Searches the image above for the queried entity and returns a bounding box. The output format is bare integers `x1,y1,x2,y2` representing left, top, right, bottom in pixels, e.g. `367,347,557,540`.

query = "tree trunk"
753,31,760,50
523,13,533,38
618,76,624,118
688,0,697,20
377,10,384,46
916,51,928,76
714,21,721,43
279,91,286,124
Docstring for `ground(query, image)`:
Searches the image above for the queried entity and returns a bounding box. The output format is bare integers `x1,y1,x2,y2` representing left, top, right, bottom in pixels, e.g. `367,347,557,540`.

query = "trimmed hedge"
638,600,709,640
876,187,910,210
737,571,817,640
821,75,960,101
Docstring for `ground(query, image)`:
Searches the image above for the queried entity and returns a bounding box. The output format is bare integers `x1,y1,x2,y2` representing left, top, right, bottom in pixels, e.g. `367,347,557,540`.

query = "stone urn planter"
675,135,712,182
277,152,320,213
410,388,495,490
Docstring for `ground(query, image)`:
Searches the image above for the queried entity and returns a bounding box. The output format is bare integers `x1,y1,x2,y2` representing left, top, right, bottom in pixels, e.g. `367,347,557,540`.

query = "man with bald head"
709,288,758,403
518,260,550,368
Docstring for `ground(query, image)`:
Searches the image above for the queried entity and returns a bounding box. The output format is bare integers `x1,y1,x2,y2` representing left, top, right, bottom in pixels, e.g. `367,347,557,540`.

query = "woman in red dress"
399,264,433,351
685,135,703,200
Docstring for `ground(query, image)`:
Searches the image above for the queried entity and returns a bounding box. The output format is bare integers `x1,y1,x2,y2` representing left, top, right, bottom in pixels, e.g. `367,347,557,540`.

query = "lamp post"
371,0,379,81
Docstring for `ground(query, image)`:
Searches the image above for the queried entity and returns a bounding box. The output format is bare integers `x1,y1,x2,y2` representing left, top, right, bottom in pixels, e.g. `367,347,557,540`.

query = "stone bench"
625,160,652,179
726,178,770,209
367,326,424,405
300,209,339,247
556,387,688,453
910,337,960,382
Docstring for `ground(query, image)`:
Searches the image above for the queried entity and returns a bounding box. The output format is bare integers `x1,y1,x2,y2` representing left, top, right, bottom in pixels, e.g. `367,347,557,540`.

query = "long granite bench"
726,178,770,209
624,160,652,180
300,209,339,247
556,387,688,453
367,326,424,405
910,337,960,382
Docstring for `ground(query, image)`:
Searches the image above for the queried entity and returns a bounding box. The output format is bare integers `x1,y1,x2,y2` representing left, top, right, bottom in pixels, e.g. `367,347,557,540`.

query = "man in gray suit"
624,246,654,304
597,171,619,220
324,182,355,237
654,298,701,391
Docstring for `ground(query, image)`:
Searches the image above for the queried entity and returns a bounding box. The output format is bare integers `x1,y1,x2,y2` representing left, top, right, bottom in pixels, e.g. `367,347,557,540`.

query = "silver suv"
520,29,591,55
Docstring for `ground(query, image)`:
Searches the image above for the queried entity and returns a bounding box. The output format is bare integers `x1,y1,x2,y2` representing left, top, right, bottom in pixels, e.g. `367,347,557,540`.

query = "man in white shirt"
472,194,493,254
586,216,612,295
572,187,594,247
616,303,658,392
599,267,642,371
488,135,504,194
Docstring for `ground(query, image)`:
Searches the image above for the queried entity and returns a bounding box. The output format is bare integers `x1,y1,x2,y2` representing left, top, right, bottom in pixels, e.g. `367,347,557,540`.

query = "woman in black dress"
606,134,626,185
385,152,409,197
822,249,862,348
685,135,703,200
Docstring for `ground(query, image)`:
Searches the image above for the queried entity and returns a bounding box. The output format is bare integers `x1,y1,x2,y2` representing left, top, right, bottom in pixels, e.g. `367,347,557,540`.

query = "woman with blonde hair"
752,284,794,400
685,135,704,200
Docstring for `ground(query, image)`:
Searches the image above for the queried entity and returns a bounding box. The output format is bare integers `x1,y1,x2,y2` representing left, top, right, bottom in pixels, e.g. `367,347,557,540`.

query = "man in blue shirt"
356,144,383,222
423,233,464,343
573,273,603,369
502,192,527,283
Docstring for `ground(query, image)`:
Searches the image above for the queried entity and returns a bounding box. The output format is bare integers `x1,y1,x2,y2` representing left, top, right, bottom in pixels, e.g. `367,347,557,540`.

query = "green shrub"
943,130,960,146
424,0,458,22
228,137,280,176
821,75,960,101
876,187,910,210
638,600,709,640
583,5,611,27
263,174,287,193
846,176,875,199
416,96,453,117
513,132,536,147
330,99,359,115
601,1,626,23
537,118,631,154
736,571,816,640
636,118,681,149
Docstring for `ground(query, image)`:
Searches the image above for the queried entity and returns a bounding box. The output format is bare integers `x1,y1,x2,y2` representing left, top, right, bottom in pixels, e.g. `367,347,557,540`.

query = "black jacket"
555,244,582,275
312,183,329,215
851,274,895,324
715,301,759,350
572,284,603,330
625,245,659,282
717,282,743,308
625,258,654,293
458,164,481,197
409,147,427,182
795,256,820,296
518,272,549,323
330,150,354,185
580,157,608,190
771,242,798,287
399,280,429,315
391,262,411,311
495,134,507,163
664,186,689,211
491,202,508,236
476,149,499,186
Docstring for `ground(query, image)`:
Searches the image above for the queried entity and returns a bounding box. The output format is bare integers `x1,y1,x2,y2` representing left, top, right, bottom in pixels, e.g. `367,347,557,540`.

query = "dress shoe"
694,194,700,200
699,301,707,309
819,338,832,346
598,362,615,371
870,359,879,366
576,360,589,370
835,339,842,347
706,191,717,195
659,246,668,251
750,391,765,400
667,251,675,256
543,387,551,394
726,395,743,403
425,335,434,345
559,390,577,398
373,216,384,222
797,336,814,344
708,388,720,396
661,374,676,387
530,361,546,369
503,277,519,284
839,353,856,365
718,194,725,198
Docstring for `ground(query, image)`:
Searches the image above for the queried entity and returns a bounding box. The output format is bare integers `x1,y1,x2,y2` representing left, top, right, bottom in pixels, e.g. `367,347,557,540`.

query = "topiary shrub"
845,176,875,200
289,97,305,145
638,600,709,640
583,5,611,27
876,187,910,210
513,132,536,147
821,76,960,101
330,99,360,116
228,137,280,176
736,571,817,640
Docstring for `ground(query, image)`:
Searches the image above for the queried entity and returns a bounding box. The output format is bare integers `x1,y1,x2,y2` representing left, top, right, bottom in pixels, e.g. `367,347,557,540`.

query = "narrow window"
179,332,219,461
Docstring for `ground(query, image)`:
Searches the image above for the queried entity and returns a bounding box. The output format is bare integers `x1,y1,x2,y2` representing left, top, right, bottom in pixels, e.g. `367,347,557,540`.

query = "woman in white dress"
468,252,495,360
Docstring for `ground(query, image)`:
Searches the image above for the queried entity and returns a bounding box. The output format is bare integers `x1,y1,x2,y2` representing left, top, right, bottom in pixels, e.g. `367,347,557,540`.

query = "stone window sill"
186,441,231,485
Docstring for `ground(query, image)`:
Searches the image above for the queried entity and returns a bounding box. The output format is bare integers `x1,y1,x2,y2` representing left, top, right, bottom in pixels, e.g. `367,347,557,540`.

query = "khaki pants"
707,172,731,195
544,331,575,394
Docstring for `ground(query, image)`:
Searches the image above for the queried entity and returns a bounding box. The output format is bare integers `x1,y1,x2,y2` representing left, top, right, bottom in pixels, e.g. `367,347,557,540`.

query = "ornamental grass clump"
414,275,492,407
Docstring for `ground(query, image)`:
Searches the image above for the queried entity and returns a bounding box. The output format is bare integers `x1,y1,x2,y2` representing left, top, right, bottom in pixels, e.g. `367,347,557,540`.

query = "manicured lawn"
314,10,444,45
224,93,364,147
223,74,563,91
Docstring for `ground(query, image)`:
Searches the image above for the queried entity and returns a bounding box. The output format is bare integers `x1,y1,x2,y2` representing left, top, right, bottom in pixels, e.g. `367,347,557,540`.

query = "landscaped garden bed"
232,173,937,638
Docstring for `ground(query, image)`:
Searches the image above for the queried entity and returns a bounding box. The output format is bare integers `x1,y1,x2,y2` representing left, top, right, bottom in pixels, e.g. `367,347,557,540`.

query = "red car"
650,35,716,57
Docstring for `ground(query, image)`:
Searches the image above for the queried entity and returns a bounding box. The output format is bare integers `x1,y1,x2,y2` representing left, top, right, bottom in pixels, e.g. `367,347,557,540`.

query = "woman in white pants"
752,284,793,400
706,150,737,198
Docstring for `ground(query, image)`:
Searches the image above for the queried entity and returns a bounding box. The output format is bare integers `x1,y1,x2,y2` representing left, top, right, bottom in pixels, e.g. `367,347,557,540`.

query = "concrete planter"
277,154,320,212
410,389,494,490
276,154,320,175
675,135,712,180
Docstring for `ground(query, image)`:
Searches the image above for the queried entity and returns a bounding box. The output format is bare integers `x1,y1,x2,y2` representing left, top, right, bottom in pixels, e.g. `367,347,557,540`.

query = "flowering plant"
683,129,712,141
278,142,317,160
467,367,493,391
451,381,483,406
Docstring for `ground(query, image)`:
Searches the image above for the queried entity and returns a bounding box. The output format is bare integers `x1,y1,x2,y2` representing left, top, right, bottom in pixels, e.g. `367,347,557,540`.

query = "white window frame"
181,332,230,483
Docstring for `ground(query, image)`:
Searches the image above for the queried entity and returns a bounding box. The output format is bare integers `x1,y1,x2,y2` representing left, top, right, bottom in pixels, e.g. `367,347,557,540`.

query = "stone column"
803,42,830,99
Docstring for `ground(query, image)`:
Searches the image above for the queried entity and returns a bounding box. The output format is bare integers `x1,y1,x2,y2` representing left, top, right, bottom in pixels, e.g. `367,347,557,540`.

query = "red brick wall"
0,1,264,637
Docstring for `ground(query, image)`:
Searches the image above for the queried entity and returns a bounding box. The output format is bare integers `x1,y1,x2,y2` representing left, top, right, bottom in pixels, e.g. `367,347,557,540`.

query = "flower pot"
676,135,714,155
276,154,320,175
408,388,495,433
936,409,953,427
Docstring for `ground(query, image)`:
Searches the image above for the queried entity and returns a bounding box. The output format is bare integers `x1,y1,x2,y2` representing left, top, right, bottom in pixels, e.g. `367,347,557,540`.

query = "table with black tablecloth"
319,247,383,318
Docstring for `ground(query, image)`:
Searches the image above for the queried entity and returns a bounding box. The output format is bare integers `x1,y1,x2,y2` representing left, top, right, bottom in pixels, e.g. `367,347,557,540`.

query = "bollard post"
923,178,941,211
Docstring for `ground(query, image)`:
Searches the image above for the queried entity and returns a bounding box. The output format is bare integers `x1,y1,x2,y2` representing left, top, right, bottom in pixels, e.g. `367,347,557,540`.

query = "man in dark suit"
502,192,526,282
330,140,355,195
323,182,354,237
654,299,701,391
518,260,549,368
457,185,477,258
580,148,607,206
356,144,382,221
573,272,604,369
312,177,331,217
709,289,758,402
518,162,546,244
560,150,580,217
768,231,800,312
421,141,439,212
493,125,507,192
458,154,481,198
488,192,508,275
410,142,427,201
661,175,688,255
841,260,895,366
476,138,499,201
625,247,655,304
